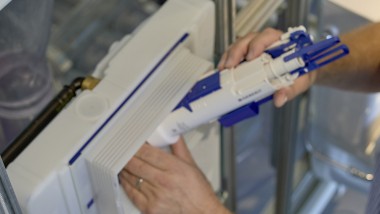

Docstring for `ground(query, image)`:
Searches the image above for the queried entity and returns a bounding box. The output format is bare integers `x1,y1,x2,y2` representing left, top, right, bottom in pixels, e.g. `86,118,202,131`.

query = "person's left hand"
119,138,230,214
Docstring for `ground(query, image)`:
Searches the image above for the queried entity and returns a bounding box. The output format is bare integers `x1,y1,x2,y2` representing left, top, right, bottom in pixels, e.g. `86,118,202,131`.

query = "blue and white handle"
148,26,349,147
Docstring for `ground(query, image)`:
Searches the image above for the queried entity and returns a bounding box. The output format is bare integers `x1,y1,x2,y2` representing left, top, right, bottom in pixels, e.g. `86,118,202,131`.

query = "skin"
121,22,380,213
218,23,380,107
119,138,231,214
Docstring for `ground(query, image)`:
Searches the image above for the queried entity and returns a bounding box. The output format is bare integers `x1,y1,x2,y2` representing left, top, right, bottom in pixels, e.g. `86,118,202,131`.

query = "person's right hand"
119,138,230,214
217,28,318,108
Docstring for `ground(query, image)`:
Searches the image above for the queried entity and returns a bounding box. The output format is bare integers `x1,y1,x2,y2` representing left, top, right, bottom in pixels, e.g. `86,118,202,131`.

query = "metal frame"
214,1,312,213
0,157,21,214
214,0,236,211
273,1,311,213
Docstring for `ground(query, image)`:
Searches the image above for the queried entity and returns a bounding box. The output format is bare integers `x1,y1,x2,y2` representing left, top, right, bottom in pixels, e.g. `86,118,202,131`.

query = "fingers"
218,32,257,69
273,89,288,108
134,143,176,170
119,170,148,211
217,52,228,70
246,28,282,60
120,169,157,199
126,156,164,183
218,28,283,70
217,28,315,108
273,73,316,107
170,137,197,166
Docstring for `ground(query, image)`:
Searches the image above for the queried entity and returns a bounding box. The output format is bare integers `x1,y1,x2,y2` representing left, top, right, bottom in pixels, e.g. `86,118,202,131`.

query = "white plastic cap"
147,126,180,147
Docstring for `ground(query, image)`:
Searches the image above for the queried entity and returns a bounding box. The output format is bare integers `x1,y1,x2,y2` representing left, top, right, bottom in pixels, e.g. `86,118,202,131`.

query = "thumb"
170,137,197,166
273,73,316,107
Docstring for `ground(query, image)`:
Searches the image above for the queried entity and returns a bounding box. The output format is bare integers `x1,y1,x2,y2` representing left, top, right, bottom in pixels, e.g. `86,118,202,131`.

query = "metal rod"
278,0,310,30
273,100,301,214
214,0,236,211
274,0,310,213
0,157,21,214
214,0,235,58
1,77,85,167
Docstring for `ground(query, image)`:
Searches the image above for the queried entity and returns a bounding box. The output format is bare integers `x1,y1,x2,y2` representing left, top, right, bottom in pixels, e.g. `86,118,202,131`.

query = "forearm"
316,22,380,92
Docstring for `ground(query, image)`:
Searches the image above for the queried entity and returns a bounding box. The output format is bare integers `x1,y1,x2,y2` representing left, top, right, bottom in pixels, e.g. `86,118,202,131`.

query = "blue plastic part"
218,95,273,126
265,30,313,58
87,198,94,209
285,37,349,76
219,102,259,127
266,30,349,77
285,37,340,62
69,33,190,165
218,34,349,126
181,32,349,128
174,71,221,112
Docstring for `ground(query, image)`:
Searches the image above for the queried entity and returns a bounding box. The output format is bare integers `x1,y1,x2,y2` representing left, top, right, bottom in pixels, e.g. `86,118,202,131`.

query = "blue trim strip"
174,72,221,112
283,36,348,76
219,95,273,127
69,33,189,165
187,72,221,101
265,30,312,59
87,198,94,209
219,102,259,127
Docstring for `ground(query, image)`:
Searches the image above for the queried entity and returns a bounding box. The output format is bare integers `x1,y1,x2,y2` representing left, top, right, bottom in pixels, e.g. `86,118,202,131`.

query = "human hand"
119,138,230,214
217,28,317,108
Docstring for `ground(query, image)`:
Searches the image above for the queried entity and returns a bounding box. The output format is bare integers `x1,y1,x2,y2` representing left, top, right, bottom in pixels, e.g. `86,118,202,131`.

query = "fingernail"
277,95,288,107
246,53,254,60
217,61,223,69
225,58,233,68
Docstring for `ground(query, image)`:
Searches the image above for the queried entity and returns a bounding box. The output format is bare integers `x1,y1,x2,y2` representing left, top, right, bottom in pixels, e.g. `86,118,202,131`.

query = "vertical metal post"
273,100,302,214
0,158,21,214
214,0,236,211
282,0,310,29
274,0,310,214
214,0,235,58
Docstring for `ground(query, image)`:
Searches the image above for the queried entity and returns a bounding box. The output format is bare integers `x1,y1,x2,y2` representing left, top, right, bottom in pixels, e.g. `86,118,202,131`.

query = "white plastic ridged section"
86,46,212,213
235,0,283,37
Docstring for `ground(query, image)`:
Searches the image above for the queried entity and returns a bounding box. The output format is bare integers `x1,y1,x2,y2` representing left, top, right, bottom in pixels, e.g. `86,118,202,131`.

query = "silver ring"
135,177,144,190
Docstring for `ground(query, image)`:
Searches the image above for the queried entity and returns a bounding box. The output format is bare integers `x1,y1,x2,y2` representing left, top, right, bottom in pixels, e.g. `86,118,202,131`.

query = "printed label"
238,89,262,102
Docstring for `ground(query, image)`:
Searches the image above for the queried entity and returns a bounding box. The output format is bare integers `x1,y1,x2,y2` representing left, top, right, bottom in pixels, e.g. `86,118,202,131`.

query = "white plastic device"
6,0,215,213
148,26,349,147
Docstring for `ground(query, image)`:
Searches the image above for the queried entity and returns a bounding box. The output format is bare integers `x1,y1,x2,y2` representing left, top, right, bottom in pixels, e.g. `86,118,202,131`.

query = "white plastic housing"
148,51,305,147
6,0,215,213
